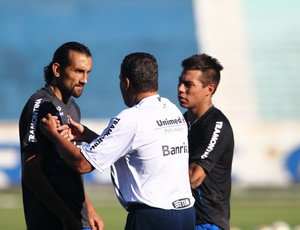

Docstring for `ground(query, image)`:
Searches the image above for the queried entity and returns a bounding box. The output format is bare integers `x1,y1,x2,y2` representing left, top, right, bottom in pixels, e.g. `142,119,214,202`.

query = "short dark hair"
120,52,158,92
181,53,223,90
43,41,92,86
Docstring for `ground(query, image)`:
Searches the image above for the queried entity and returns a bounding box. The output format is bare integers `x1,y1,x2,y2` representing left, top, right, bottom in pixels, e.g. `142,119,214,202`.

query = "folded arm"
58,117,98,143
40,114,94,173
189,162,206,189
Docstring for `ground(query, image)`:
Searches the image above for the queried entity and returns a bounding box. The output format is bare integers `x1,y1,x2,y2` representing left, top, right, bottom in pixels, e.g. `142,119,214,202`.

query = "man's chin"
72,91,83,98
179,103,189,109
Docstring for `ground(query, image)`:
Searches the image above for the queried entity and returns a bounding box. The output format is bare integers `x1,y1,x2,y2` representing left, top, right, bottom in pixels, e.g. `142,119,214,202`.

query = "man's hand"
57,117,85,142
57,124,71,141
40,114,60,138
88,207,104,230
40,114,93,173
189,162,206,189
86,195,104,230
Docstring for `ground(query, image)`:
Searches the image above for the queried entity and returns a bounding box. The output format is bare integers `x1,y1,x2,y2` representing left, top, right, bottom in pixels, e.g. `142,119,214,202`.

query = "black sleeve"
19,99,58,155
190,120,232,174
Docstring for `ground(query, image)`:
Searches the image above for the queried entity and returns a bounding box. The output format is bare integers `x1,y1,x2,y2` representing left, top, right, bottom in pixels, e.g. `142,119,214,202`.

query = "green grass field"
0,185,299,230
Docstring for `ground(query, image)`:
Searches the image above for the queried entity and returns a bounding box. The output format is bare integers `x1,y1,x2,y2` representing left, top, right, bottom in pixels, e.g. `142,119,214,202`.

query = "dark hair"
43,41,92,86
181,53,223,90
120,52,158,92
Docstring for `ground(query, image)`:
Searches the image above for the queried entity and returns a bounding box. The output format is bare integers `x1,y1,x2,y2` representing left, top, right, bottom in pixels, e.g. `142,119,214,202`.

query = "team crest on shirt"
56,106,64,117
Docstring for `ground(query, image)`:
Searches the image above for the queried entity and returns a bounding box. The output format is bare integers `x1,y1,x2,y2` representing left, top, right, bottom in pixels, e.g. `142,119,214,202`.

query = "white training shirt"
81,95,194,210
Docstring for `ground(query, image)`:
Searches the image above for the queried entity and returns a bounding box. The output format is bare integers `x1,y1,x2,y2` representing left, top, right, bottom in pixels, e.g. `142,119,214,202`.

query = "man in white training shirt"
40,52,195,230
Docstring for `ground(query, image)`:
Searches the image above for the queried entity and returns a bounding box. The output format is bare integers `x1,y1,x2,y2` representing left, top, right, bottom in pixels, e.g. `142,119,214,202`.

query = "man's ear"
124,77,130,90
207,84,216,95
52,62,61,78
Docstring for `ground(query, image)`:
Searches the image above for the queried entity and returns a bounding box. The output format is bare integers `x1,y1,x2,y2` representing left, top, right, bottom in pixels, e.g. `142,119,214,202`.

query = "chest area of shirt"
51,102,78,125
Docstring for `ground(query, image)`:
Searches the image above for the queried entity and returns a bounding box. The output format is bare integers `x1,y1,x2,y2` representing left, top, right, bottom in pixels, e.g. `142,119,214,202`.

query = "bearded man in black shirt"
19,42,103,230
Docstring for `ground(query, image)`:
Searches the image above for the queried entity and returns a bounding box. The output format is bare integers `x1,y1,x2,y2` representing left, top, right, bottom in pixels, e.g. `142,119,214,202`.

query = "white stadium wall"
192,0,300,186
0,120,112,188
1,119,300,188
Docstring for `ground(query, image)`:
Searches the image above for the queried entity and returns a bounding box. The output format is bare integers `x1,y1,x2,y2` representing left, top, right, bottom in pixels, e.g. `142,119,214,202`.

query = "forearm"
82,125,99,143
40,114,93,173
189,162,206,189
85,195,96,216
49,132,93,173
85,194,104,230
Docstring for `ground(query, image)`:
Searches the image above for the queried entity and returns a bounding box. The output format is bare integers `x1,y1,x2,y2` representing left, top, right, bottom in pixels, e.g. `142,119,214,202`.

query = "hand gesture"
58,124,72,141
40,113,60,138
88,208,104,230
86,196,104,230
57,117,85,142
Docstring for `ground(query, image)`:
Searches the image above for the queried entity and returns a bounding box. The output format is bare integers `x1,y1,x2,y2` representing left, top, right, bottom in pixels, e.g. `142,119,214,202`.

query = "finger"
99,221,104,230
46,113,52,119
90,220,96,230
67,129,74,140
94,218,104,230
40,118,47,125
59,130,68,137
68,117,74,126
57,124,69,132
56,120,61,126
68,117,77,127
52,115,59,120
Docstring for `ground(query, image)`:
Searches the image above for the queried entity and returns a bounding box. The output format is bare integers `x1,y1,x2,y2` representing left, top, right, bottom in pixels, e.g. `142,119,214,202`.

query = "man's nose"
80,73,88,84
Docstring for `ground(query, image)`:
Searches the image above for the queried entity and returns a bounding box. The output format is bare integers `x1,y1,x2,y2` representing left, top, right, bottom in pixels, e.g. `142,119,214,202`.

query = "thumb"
68,117,77,127
68,117,84,134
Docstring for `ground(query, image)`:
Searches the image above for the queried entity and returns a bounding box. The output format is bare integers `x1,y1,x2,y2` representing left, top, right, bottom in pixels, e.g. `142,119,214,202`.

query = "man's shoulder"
20,87,58,119
27,87,53,103
208,107,231,123
207,108,234,136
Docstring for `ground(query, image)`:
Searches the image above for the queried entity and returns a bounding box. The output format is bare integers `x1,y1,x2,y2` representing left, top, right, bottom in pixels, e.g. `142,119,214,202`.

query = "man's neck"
134,91,158,104
187,103,213,124
49,85,70,104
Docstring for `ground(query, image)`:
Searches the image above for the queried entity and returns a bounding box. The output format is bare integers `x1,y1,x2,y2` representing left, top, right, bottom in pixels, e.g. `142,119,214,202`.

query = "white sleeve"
80,108,137,172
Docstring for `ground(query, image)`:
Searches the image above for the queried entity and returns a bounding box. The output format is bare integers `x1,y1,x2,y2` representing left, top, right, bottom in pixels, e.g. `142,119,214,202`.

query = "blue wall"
0,0,197,120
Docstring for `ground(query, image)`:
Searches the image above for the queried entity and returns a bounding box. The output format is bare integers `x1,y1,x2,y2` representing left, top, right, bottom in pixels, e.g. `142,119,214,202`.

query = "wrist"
82,125,89,135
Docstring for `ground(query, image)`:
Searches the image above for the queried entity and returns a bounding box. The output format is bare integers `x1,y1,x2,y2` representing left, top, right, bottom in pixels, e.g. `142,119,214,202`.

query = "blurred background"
1,0,300,229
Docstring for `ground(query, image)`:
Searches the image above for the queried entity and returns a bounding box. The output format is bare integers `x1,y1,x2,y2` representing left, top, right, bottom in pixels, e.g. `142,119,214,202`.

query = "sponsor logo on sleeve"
201,121,223,159
89,117,120,150
28,98,42,143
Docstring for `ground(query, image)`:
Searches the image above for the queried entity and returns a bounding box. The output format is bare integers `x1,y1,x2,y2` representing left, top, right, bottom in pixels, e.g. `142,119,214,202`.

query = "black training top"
19,86,90,230
184,106,234,230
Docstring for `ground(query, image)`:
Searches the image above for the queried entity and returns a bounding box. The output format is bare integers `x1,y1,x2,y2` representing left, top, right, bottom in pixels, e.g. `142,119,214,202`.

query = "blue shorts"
195,224,219,230
125,204,195,230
